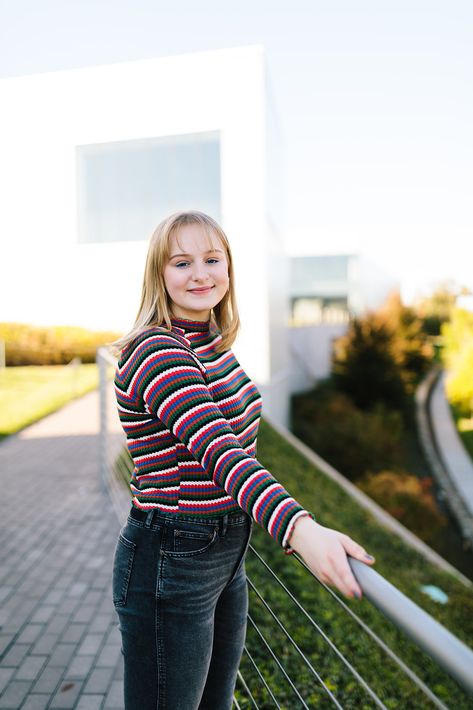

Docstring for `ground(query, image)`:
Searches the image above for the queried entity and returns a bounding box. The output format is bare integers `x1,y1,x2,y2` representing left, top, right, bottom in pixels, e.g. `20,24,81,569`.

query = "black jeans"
113,507,252,709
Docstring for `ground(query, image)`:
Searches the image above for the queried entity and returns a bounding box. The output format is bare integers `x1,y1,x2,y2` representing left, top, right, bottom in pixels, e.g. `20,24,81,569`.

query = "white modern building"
0,46,291,424
289,254,399,392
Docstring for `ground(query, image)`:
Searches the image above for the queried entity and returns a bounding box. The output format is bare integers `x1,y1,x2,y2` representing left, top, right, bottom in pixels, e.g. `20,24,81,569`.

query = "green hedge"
0,322,121,365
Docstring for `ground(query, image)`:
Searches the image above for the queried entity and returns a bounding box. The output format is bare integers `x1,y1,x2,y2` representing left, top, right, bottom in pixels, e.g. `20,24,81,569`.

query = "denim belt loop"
144,510,155,529
220,514,228,537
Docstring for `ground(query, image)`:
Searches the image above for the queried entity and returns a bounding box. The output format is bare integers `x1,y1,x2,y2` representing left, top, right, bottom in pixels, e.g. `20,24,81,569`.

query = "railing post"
97,347,109,495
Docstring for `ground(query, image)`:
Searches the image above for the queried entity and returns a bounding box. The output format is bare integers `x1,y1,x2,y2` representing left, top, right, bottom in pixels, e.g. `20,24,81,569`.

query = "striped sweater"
114,317,308,548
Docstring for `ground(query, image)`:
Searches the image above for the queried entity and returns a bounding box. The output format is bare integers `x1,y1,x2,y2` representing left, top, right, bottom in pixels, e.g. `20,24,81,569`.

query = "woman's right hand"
287,516,375,599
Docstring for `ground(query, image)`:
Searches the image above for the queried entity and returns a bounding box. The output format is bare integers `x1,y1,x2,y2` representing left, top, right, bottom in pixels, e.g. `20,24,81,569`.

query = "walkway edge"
416,367,473,548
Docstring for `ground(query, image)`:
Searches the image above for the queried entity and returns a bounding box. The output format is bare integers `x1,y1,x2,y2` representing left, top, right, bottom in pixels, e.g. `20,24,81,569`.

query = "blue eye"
207,258,219,264
175,261,189,268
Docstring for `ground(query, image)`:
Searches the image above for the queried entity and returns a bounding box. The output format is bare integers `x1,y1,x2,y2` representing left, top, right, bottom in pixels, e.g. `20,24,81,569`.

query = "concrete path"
0,389,127,710
430,371,473,516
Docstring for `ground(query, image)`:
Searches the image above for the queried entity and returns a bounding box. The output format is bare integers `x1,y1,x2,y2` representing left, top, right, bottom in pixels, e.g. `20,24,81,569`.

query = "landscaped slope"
237,420,473,708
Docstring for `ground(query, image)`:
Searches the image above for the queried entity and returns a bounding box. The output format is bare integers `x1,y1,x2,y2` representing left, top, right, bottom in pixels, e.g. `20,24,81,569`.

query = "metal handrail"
349,557,473,695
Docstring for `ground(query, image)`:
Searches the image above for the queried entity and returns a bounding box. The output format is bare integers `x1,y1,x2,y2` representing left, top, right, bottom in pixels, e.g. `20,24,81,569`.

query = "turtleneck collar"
170,316,211,334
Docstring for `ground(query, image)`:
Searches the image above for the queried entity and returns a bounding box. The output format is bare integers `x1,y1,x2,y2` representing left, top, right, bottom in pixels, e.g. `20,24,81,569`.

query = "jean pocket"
113,532,136,607
163,525,218,558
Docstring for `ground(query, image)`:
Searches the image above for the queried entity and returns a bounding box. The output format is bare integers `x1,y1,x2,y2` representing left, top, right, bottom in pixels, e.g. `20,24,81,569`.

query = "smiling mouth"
188,286,214,293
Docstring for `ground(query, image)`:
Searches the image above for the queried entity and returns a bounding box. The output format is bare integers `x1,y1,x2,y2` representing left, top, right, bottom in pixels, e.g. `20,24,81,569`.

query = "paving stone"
88,615,114,634
61,623,87,644
31,665,63,695
83,667,114,694
0,668,14,694
0,634,14,656
76,695,105,710
68,582,88,598
43,590,64,605
0,680,31,708
14,655,48,681
66,654,95,680
96,644,121,668
0,587,14,604
48,644,77,668
49,679,83,709
0,393,127,710
30,606,56,624
16,625,44,645
112,657,124,681
78,633,104,656
45,615,70,636
71,606,97,624
20,695,50,710
1,644,31,667
31,633,60,655
104,680,124,709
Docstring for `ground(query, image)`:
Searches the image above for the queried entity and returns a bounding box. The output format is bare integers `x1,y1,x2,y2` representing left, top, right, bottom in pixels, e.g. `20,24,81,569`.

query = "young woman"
113,211,375,710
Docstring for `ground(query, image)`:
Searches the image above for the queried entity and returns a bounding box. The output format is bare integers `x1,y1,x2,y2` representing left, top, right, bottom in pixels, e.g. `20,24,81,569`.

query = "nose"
191,261,210,282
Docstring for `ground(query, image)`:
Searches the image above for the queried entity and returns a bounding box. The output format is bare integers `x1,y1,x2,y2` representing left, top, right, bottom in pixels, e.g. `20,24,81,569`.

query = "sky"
1,0,472,305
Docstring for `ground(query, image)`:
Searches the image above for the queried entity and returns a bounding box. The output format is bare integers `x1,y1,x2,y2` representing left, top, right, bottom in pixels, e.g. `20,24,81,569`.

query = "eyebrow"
169,249,224,259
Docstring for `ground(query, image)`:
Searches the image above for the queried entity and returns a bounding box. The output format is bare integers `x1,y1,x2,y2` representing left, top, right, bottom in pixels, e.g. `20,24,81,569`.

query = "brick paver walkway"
0,390,126,710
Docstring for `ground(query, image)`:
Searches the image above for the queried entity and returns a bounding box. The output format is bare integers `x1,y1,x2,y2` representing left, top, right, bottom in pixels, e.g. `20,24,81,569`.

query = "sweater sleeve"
132,334,308,548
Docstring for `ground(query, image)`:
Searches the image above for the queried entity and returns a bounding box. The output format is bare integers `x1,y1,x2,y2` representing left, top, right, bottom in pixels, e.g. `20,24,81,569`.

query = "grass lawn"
115,421,473,707
0,364,99,437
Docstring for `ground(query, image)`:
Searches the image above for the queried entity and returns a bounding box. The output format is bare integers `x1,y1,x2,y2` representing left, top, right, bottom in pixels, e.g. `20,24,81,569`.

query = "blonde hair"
112,211,240,354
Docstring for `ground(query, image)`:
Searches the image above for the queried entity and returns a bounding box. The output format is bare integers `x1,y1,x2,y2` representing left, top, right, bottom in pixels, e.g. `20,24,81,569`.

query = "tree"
332,314,407,411
331,291,434,411
414,281,464,336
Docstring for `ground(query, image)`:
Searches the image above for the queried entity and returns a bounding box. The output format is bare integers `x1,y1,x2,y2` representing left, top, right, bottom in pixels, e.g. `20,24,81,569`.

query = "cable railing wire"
236,670,260,709
242,645,282,709
293,552,454,709
248,577,344,709
247,613,311,709
249,545,387,709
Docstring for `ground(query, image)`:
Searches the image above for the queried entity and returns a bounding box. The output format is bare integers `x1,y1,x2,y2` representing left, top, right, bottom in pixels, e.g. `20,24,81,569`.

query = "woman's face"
163,223,229,322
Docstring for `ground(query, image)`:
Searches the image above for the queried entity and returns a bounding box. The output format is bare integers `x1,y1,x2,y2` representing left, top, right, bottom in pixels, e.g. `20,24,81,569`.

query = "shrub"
291,385,404,481
332,315,408,412
331,293,434,413
441,308,473,417
0,322,121,366
358,470,446,541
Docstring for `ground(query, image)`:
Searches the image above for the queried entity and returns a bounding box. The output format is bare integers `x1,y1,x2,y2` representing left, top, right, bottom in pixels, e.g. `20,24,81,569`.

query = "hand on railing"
287,516,375,599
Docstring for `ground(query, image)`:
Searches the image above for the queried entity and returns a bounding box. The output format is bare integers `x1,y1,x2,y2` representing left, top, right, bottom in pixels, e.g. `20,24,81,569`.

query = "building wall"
0,47,290,425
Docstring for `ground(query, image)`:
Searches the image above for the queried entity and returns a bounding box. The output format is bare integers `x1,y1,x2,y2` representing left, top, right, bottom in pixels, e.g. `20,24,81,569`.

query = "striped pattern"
114,318,307,547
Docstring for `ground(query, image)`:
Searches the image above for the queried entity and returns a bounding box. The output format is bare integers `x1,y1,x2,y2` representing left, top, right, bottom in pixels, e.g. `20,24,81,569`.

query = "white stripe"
268,498,296,538
236,471,264,508
134,445,176,463
131,485,180,494
210,381,255,408
180,497,234,508
252,483,280,519
188,419,232,451
122,419,155,428
157,388,208,421
143,363,204,402
132,497,179,511
224,459,256,493
128,430,170,442
214,447,243,473
135,466,179,478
